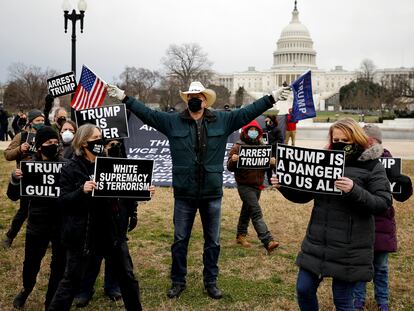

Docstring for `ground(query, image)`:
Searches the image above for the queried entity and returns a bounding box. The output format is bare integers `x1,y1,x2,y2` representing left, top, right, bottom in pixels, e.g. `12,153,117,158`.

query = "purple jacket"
374,147,413,252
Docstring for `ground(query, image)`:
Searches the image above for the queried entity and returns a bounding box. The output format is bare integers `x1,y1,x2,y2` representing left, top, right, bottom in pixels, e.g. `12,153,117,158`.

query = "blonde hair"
328,118,369,149
72,123,101,156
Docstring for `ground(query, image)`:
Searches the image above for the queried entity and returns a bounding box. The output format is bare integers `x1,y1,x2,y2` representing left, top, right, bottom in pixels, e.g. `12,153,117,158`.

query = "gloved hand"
44,94,54,113
107,84,126,101
128,213,138,232
271,86,291,102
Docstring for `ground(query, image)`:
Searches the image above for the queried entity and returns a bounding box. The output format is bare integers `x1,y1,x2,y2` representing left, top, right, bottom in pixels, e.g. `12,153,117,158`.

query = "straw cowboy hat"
180,81,216,107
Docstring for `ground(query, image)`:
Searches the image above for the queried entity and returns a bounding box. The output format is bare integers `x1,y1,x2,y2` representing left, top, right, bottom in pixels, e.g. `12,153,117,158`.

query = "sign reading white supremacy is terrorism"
276,144,345,194
47,72,77,97
92,157,153,199
379,157,402,194
237,145,272,169
20,161,66,198
123,113,239,187
75,104,129,139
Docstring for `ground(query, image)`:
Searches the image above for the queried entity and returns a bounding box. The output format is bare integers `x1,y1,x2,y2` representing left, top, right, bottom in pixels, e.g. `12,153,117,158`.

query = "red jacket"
286,114,297,131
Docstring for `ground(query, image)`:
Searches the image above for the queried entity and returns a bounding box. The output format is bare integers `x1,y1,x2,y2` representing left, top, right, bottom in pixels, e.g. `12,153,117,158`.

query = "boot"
265,240,279,254
236,234,251,248
13,288,30,309
1,235,13,248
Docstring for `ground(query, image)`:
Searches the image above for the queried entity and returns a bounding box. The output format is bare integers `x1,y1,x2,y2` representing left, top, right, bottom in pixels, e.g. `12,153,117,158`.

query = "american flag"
71,65,107,111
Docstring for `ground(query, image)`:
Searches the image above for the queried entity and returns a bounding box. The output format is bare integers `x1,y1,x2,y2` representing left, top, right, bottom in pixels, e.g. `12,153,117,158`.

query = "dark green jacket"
124,96,274,199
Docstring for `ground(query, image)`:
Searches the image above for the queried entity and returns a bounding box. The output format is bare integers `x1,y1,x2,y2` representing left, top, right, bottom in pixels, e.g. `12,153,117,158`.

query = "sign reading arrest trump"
276,144,345,195
92,157,154,199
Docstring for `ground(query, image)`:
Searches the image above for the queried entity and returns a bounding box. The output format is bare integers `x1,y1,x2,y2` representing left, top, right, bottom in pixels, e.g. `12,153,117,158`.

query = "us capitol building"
213,1,413,111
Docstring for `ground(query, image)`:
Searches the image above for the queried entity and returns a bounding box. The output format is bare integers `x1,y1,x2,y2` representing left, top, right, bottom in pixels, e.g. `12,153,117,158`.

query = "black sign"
123,113,239,187
276,144,345,194
93,157,153,199
47,72,77,97
75,104,129,139
26,132,37,154
379,157,402,194
237,145,272,169
20,161,65,198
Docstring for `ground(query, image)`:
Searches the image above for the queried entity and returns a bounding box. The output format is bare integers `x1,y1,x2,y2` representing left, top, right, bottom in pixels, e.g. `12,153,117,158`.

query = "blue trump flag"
290,70,316,122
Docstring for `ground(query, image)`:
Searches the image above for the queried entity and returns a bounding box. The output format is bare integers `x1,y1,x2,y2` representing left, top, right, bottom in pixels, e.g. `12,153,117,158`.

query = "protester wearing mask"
271,118,392,311
8,126,66,310
73,139,139,308
264,115,283,184
1,109,45,249
59,120,77,159
352,124,413,311
227,120,279,253
12,111,27,135
108,80,291,300
48,124,145,311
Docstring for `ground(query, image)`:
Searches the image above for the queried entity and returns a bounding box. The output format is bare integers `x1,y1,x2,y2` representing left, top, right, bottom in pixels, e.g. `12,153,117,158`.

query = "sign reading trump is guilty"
93,157,153,199
276,144,345,194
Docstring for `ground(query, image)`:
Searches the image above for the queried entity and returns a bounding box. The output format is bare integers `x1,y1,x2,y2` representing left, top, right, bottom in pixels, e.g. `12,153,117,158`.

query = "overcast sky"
1,0,413,84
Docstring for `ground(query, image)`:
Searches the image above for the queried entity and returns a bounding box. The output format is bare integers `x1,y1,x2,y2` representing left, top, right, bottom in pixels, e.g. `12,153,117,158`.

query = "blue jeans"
296,268,356,311
171,198,221,287
354,252,389,305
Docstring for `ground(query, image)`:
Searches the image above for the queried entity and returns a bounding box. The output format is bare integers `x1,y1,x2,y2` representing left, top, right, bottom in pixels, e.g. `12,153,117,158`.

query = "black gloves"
44,94,54,114
128,212,138,232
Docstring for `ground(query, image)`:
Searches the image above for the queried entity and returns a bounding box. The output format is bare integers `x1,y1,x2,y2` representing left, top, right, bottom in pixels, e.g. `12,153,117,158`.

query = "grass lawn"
0,154,413,310
313,111,380,123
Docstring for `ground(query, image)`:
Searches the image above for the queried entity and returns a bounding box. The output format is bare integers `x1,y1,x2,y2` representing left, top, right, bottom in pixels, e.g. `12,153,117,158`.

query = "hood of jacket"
358,143,384,162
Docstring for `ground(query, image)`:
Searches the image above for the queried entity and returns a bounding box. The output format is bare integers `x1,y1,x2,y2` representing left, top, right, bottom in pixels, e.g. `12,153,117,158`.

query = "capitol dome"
272,1,317,69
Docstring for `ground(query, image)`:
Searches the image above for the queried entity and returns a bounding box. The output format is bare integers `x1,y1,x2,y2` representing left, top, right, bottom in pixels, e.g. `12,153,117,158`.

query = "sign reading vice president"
276,144,345,194
75,104,129,139
93,157,154,199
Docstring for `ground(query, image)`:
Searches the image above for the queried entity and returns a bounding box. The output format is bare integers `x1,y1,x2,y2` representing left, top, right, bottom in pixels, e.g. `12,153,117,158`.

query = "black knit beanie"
35,126,60,148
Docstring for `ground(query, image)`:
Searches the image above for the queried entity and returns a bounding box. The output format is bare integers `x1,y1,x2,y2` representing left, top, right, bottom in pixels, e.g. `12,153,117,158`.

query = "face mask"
107,143,122,157
331,142,357,156
41,144,59,159
57,117,66,127
86,138,105,156
188,97,203,113
61,130,74,143
248,130,259,140
32,123,45,131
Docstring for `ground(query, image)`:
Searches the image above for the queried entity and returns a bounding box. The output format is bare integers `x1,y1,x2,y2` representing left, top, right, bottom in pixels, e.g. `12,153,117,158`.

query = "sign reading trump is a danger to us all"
20,161,66,198
276,144,345,195
93,157,154,200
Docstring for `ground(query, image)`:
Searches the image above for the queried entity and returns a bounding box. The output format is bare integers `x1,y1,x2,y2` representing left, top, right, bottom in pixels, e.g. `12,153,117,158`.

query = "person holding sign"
48,124,144,311
272,118,392,311
9,126,66,310
352,124,413,311
108,81,290,300
227,120,279,253
2,109,46,249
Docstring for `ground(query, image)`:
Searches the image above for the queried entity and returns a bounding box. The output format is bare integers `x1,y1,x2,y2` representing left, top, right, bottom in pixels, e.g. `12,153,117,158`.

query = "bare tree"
157,76,182,111
3,63,58,112
119,67,161,102
358,59,376,81
162,43,213,88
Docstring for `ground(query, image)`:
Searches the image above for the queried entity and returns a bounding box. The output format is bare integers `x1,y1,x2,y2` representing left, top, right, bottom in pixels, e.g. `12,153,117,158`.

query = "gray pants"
237,184,273,246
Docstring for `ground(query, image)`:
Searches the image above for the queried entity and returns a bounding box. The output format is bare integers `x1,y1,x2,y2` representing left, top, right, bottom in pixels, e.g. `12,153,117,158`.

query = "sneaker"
74,295,92,308
205,285,223,299
265,240,279,254
1,235,13,249
167,284,186,299
236,234,251,248
354,299,364,310
105,290,122,301
13,289,30,309
378,304,389,311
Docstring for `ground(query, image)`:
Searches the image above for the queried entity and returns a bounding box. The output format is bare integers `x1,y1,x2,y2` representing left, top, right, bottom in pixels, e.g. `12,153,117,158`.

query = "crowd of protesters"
0,82,412,311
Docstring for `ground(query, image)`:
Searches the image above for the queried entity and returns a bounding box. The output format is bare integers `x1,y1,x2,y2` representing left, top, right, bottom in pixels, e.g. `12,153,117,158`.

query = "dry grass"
0,157,413,310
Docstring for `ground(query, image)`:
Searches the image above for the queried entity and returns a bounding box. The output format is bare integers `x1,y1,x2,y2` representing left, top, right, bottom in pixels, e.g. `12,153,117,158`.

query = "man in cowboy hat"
108,81,290,300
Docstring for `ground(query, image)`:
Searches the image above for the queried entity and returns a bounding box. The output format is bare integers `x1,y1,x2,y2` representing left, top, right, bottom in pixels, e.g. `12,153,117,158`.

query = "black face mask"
107,143,122,157
188,98,202,113
57,117,66,127
332,142,358,156
41,144,59,159
86,139,105,156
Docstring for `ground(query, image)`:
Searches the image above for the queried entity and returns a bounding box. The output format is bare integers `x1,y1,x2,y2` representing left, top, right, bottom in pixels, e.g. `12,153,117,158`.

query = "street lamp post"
62,0,87,119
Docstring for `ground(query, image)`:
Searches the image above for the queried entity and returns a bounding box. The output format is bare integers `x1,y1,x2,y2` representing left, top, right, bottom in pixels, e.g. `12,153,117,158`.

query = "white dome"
272,1,317,70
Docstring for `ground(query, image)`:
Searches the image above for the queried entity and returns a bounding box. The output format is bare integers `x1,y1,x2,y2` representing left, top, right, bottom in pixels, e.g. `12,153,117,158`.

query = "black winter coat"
278,144,392,282
59,155,125,252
